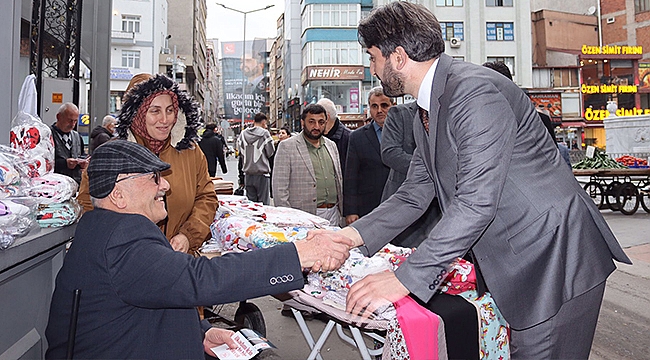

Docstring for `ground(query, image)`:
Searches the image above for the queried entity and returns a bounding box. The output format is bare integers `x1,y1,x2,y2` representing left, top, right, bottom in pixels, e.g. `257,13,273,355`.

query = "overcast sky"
206,0,285,49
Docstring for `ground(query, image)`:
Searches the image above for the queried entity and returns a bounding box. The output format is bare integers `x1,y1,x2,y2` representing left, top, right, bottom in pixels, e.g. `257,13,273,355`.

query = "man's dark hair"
254,113,267,123
280,125,291,135
205,123,216,131
358,1,444,62
482,61,513,81
301,104,327,120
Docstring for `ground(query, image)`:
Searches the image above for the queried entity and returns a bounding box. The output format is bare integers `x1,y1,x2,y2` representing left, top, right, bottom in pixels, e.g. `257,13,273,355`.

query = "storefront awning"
560,121,586,128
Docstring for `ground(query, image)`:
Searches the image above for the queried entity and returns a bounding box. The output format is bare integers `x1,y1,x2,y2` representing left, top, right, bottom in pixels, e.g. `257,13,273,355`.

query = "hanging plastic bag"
9,75,55,178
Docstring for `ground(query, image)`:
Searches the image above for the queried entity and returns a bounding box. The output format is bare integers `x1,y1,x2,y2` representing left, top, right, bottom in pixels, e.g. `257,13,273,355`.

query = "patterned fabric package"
441,259,510,360
36,199,82,228
0,198,37,249
9,76,55,178
30,172,79,204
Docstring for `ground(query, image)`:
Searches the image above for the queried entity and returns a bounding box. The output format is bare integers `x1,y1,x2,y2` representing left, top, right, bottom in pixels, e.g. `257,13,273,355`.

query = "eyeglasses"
115,171,161,185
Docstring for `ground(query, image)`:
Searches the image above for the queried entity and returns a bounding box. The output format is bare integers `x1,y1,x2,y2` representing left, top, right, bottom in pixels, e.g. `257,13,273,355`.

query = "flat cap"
87,140,170,198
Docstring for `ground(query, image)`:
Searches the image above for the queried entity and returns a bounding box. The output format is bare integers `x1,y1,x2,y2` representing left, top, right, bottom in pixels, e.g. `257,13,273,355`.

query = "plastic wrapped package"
0,198,38,249
0,145,34,199
9,112,55,178
36,199,82,228
30,173,78,204
9,75,55,178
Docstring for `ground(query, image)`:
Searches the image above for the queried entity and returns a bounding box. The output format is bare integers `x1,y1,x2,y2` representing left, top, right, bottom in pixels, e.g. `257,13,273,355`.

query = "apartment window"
486,0,513,6
302,4,359,29
121,15,141,33
635,0,650,13
440,22,464,41
436,0,463,6
122,50,141,68
553,68,579,87
486,22,514,41
303,41,361,65
487,56,515,76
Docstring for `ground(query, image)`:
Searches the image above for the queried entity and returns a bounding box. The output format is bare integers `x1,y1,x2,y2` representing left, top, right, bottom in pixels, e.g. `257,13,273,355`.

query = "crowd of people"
45,2,631,359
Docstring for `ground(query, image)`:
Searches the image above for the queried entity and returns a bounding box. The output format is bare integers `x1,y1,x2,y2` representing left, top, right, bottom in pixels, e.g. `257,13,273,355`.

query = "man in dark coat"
50,102,86,184
199,123,228,177
88,115,116,153
343,87,392,225
317,98,352,174
45,140,352,359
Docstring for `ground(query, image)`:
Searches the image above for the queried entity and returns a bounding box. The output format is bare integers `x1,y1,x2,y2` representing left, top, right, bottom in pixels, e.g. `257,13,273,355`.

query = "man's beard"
304,129,323,140
379,58,406,97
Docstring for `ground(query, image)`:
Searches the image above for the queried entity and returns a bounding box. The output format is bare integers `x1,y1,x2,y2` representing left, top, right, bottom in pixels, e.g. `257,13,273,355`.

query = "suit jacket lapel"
428,54,453,209
296,133,316,181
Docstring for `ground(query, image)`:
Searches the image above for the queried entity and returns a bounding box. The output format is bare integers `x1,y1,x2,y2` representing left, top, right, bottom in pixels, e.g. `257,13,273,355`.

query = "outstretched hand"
294,230,354,272
203,328,237,356
346,271,409,321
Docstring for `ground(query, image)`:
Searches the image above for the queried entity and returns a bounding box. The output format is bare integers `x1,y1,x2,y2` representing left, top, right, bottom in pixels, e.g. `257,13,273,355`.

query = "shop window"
635,0,650,13
486,22,514,41
121,15,140,33
440,22,464,41
437,0,463,6
486,0,513,6
553,68,579,87
487,56,515,76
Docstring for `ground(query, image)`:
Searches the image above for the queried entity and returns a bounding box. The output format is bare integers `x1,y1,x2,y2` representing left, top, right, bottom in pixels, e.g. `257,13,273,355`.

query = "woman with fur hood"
78,74,217,254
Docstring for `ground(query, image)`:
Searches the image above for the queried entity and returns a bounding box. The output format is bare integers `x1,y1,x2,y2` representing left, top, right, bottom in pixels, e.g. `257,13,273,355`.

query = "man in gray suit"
272,104,344,226
381,101,440,248
311,2,631,358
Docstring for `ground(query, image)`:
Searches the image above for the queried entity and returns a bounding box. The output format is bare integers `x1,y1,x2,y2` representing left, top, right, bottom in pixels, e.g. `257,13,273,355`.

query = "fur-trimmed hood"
116,74,202,151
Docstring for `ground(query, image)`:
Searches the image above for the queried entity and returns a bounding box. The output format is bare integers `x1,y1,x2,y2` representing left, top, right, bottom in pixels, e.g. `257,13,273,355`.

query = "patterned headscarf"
130,90,179,154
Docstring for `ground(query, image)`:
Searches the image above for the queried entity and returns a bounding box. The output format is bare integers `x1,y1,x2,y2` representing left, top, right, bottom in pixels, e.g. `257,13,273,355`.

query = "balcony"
111,31,135,45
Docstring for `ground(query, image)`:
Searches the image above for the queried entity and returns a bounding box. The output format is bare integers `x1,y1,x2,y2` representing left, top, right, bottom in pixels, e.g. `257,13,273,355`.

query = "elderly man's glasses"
115,171,161,185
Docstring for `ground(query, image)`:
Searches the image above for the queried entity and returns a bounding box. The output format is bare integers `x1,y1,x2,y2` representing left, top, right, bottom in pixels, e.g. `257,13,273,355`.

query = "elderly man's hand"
203,328,237,357
293,232,354,272
65,158,78,169
346,271,409,321
170,233,190,253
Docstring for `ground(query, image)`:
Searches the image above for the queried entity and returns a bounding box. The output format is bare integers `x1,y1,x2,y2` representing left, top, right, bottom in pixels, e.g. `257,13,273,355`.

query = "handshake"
293,229,359,272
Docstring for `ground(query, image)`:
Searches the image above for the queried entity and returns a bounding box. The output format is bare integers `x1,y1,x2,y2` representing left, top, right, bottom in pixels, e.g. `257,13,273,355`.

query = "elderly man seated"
45,140,352,359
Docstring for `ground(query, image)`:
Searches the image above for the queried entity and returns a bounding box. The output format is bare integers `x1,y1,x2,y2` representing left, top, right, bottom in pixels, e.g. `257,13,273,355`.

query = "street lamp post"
216,3,275,130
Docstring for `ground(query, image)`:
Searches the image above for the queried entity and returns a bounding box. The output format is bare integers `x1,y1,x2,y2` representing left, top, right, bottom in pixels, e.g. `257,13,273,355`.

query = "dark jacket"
45,209,303,359
344,121,390,217
199,130,227,176
50,123,85,184
89,125,113,154
325,117,352,174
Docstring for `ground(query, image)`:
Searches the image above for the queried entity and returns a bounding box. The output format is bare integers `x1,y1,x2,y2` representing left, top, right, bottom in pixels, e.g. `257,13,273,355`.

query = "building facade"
110,0,168,113
166,0,208,104
270,14,286,128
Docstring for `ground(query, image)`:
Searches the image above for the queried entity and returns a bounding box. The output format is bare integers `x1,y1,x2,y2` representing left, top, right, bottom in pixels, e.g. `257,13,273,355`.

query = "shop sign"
528,93,562,119
581,84,638,94
581,45,643,55
584,107,650,121
110,68,133,80
302,66,364,83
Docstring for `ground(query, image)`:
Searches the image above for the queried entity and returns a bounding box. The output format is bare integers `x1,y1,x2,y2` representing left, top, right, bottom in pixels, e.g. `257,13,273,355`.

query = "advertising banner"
221,40,269,124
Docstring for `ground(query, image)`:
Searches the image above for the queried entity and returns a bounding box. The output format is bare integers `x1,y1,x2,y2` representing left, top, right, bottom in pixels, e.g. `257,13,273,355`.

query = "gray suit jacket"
272,132,343,218
381,101,440,248
381,102,419,200
352,53,631,329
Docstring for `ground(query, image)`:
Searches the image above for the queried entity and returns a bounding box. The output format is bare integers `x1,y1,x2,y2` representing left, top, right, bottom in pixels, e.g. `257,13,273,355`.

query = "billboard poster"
529,93,562,123
221,39,269,126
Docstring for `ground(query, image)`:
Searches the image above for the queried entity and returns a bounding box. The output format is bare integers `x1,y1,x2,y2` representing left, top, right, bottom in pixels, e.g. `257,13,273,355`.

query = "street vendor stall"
0,225,75,359
576,168,650,215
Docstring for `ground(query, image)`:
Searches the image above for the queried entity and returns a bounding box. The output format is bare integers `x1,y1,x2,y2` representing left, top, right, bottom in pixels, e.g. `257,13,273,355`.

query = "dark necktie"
419,107,430,134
